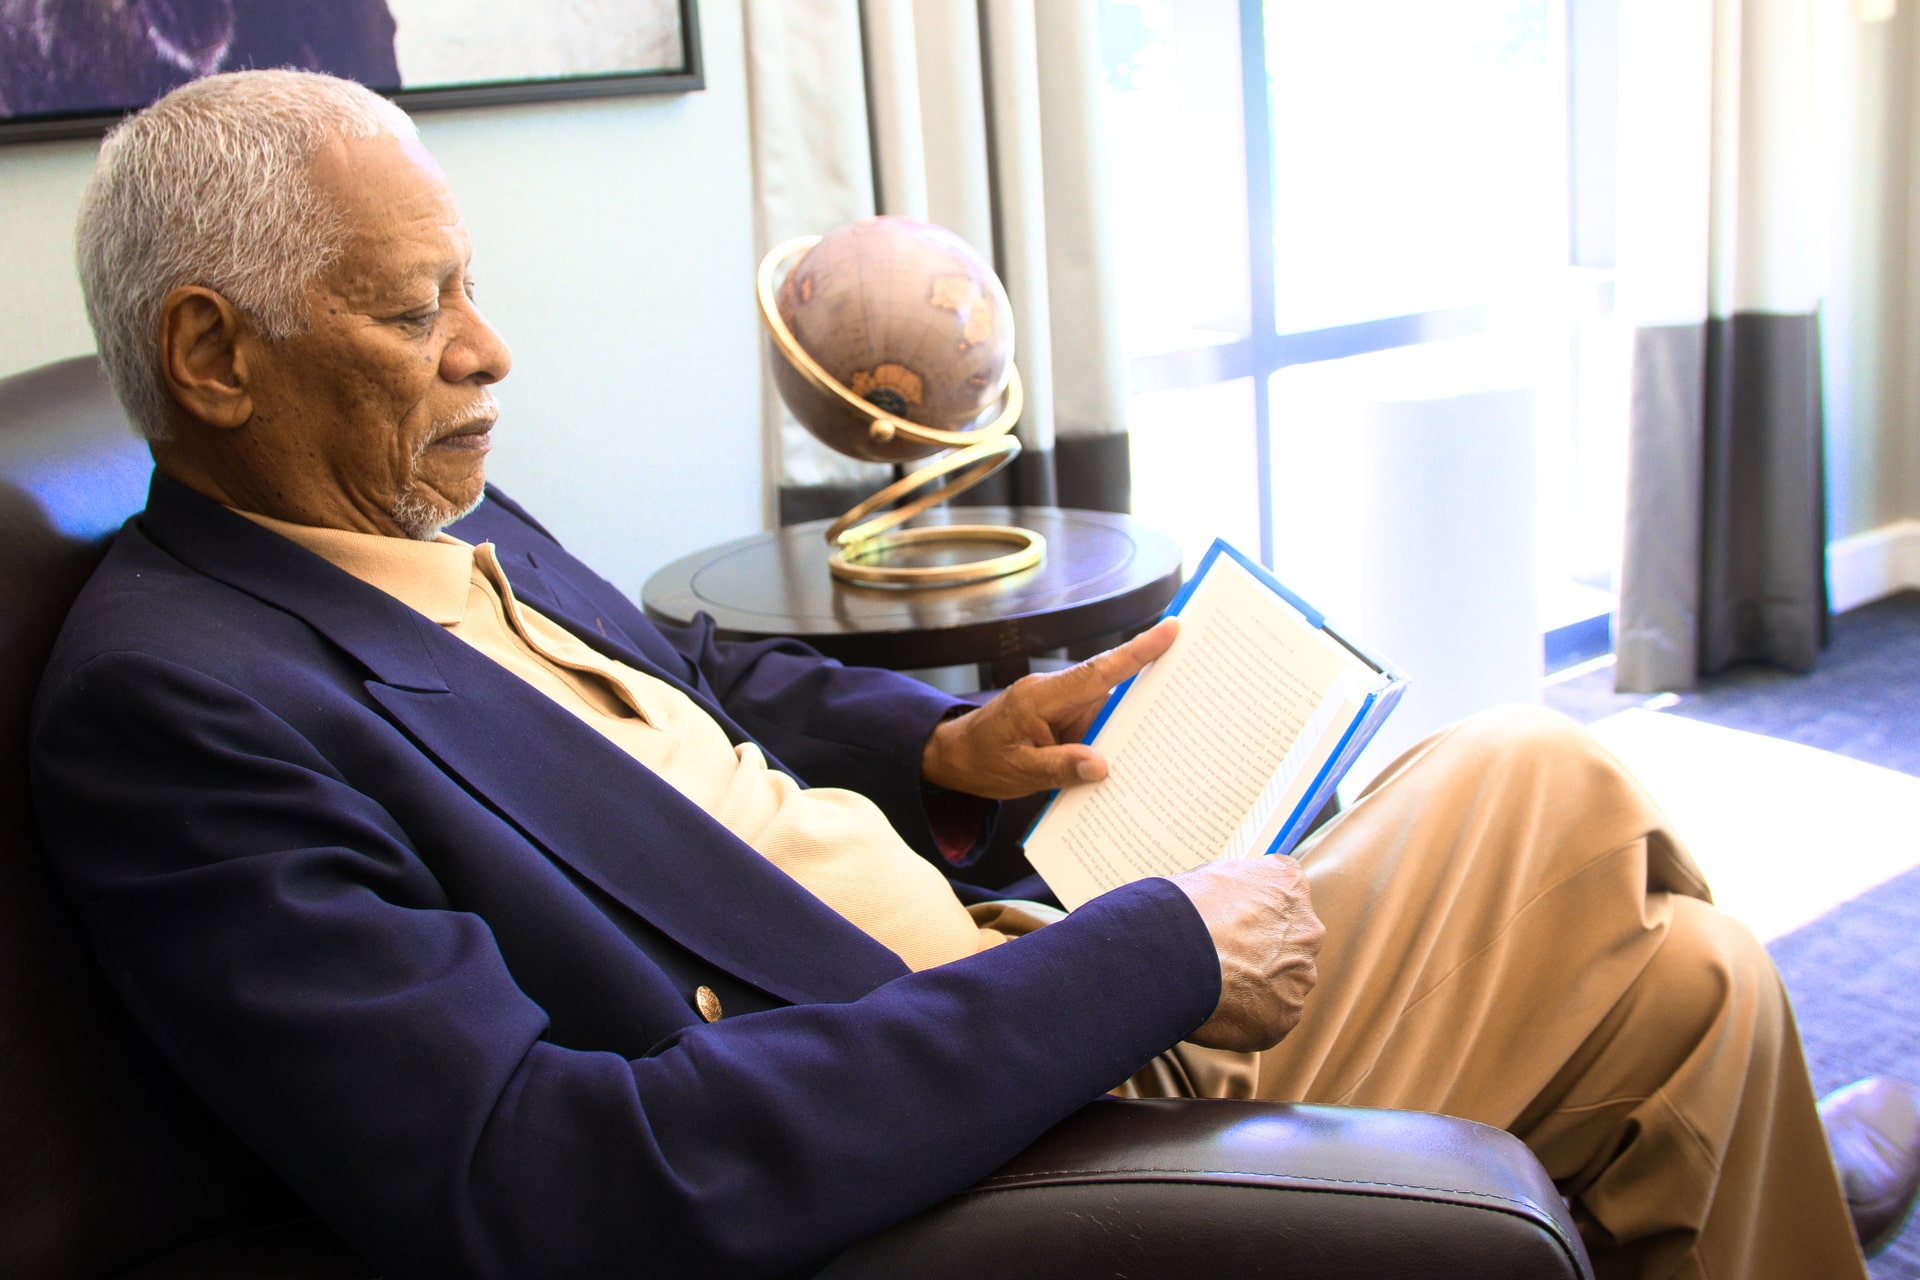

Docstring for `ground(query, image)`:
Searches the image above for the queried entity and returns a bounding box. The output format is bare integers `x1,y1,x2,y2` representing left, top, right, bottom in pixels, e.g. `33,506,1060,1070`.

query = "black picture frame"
0,0,702,145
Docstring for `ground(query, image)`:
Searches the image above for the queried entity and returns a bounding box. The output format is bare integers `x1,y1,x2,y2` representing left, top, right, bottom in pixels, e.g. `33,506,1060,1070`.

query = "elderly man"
27,69,1912,1279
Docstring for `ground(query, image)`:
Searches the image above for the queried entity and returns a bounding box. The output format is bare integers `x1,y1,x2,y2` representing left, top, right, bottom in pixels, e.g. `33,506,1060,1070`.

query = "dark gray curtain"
1696,314,1827,673
1616,315,1827,691
1612,0,1827,693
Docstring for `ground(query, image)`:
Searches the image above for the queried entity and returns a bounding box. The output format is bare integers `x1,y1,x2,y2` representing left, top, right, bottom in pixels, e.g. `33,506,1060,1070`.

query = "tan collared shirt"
236,511,1004,972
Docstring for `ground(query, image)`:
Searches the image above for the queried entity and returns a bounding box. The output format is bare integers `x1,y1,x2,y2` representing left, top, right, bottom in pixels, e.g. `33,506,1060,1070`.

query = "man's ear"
157,286,254,429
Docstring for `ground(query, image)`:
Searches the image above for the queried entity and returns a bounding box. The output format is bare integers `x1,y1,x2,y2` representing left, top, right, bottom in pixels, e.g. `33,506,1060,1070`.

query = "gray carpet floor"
1548,591,1920,1276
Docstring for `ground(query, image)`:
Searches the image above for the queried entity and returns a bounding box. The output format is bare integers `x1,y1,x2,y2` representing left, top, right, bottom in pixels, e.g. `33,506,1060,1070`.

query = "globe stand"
757,236,1047,588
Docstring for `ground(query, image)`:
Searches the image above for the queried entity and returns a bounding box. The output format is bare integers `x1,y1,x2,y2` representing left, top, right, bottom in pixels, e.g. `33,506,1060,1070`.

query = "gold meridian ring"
826,436,1020,549
756,235,1045,588
829,525,1047,587
824,435,1041,586
757,236,1025,455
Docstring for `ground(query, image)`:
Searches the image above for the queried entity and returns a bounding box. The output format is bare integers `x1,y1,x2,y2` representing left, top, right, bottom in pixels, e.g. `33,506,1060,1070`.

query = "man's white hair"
76,69,419,443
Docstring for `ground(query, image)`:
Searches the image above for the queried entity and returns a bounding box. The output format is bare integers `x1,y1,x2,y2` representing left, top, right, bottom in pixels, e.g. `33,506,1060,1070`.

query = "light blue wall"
1818,2,1920,539
0,141,99,372
0,2,764,597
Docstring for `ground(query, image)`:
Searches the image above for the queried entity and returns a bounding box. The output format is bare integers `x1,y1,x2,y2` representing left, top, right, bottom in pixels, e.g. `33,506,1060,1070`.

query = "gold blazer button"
694,985,723,1023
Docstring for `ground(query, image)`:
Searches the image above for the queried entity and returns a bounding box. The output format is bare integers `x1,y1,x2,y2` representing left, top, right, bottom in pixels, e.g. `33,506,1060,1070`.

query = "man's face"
235,131,512,538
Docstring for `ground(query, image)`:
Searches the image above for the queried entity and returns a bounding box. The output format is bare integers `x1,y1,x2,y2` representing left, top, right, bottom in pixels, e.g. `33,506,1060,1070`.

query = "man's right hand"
1170,855,1325,1053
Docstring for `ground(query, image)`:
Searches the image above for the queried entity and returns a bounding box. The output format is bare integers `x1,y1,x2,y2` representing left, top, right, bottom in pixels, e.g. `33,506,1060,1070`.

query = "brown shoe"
1821,1076,1920,1257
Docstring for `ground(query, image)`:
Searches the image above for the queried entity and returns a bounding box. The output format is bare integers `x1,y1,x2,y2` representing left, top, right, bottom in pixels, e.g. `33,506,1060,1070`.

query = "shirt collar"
230,509,477,626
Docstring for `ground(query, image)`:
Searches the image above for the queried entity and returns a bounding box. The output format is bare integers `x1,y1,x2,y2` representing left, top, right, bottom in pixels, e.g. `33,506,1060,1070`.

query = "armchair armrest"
822,1097,1592,1279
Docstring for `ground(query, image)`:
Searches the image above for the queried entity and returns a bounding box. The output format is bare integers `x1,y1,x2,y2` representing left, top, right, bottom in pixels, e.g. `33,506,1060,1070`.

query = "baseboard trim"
1828,519,1920,612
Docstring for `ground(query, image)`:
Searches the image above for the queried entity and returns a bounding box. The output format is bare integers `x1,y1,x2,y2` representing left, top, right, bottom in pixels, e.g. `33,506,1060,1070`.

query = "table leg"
981,655,1032,689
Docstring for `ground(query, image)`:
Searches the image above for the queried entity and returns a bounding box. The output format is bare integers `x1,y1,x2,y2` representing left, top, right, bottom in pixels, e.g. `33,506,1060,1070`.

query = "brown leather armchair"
0,354,1592,1279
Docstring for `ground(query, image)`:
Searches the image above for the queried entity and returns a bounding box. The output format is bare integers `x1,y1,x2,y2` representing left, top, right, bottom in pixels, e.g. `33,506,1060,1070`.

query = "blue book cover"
1023,538,1407,910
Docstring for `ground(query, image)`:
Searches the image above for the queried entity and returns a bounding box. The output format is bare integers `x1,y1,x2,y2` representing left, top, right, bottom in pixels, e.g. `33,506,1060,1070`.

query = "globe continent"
772,215,1015,464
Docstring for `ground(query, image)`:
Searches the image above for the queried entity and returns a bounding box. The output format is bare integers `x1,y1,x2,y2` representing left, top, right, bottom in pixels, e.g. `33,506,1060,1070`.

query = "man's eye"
402,309,439,332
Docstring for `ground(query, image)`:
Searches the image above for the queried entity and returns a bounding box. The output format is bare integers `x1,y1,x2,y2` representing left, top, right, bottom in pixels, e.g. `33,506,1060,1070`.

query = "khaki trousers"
1125,706,1864,1280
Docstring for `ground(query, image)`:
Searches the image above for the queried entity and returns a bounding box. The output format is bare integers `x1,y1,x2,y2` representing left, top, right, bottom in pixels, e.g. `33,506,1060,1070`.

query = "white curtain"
741,0,884,523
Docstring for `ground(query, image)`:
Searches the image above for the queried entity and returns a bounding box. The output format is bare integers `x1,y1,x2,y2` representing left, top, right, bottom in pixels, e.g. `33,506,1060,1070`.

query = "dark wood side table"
642,506,1183,689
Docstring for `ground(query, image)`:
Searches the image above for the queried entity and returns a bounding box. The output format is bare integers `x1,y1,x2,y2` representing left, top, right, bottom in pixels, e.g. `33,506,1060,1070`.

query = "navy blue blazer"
30,475,1220,1280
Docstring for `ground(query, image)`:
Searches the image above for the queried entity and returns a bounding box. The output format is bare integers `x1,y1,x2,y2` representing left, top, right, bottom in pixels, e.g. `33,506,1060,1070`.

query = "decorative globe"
770,215,1016,465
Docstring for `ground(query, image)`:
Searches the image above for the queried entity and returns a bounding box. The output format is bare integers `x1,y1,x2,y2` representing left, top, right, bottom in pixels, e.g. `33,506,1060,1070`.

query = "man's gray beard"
391,482,483,541
391,397,495,540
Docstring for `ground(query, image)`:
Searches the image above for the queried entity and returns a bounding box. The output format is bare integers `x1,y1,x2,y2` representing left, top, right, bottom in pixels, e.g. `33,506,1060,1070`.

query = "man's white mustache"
423,392,499,449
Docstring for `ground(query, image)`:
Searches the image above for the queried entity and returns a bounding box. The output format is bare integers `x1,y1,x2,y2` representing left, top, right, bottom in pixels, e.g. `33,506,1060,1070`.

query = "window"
1100,0,1624,668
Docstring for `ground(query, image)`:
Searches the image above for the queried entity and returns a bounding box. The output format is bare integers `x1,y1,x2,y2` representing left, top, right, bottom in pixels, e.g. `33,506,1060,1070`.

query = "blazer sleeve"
31,650,1220,1280
657,610,979,855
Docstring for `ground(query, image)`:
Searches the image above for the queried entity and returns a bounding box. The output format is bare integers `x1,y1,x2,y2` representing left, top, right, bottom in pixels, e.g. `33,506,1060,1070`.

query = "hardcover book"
1023,539,1407,910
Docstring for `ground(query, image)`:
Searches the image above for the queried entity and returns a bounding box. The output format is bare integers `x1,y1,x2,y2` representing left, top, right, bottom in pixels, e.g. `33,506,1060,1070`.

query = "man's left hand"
919,618,1178,799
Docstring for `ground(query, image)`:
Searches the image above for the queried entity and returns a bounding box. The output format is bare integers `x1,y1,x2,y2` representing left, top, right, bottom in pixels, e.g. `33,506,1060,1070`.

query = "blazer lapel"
490,545,702,695
366,656,910,1006
482,544,815,785
137,475,912,1005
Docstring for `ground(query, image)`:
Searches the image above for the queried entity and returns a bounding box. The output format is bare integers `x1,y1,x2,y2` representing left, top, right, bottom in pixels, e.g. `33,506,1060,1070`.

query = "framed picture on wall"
0,0,702,144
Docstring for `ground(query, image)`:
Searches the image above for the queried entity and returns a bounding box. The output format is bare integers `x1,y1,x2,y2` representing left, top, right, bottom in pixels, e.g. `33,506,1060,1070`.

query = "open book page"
1023,550,1389,911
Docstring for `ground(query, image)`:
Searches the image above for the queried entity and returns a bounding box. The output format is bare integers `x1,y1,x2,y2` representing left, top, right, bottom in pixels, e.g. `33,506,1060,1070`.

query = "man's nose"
443,305,513,385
